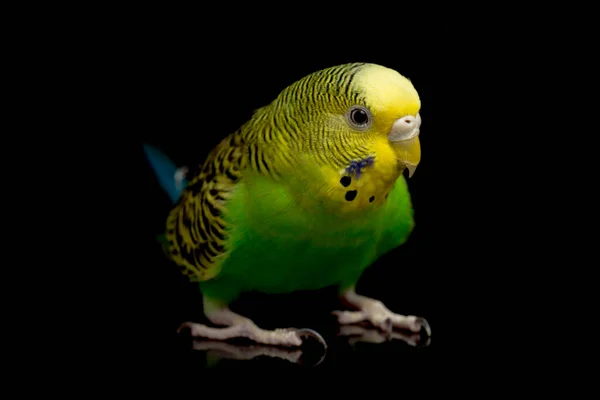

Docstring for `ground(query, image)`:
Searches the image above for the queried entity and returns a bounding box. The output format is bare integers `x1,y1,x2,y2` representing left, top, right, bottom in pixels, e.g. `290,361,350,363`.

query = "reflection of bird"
191,340,306,367
144,62,429,348
338,324,430,348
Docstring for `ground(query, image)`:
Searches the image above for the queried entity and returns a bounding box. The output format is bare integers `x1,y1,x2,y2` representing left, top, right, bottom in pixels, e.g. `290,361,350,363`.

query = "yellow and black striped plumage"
162,62,421,282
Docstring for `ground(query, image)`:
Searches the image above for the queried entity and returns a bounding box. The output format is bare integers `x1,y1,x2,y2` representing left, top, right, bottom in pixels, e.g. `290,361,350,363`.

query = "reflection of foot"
177,304,327,349
332,287,431,337
338,324,431,348
191,340,326,366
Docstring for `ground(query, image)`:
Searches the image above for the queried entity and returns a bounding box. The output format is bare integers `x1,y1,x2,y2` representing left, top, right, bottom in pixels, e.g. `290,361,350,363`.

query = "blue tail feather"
143,143,187,204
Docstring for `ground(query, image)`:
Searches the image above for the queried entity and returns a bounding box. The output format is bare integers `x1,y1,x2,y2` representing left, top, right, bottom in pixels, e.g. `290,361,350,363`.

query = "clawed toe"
290,328,328,351
415,317,431,337
288,328,328,366
176,321,193,335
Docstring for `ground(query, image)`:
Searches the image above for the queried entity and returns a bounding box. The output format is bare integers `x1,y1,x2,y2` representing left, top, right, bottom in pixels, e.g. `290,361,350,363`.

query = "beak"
395,136,420,178
388,113,421,178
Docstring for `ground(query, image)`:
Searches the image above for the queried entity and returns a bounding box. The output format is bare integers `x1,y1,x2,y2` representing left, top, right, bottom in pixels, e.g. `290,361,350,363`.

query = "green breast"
198,173,414,303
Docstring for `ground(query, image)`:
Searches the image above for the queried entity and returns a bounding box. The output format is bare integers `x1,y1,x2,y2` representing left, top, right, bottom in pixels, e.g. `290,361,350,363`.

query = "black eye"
344,104,373,132
351,108,369,125
346,105,372,131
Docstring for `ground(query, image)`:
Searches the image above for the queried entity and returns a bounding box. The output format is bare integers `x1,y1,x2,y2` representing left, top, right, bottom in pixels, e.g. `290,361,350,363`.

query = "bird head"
269,62,422,179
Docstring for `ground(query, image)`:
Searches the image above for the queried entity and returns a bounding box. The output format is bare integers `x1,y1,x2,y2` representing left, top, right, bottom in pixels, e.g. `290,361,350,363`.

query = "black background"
13,2,581,391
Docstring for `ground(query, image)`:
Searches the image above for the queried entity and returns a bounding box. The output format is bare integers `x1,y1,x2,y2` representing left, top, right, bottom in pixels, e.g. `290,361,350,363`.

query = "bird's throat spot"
344,156,374,180
339,156,378,204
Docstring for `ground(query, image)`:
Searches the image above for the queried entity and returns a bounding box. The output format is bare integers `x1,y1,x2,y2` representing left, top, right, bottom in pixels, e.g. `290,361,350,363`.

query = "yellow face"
354,64,421,129
289,63,423,215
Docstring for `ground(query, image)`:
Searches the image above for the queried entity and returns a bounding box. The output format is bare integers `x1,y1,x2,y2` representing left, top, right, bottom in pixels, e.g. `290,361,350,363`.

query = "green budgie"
144,62,430,348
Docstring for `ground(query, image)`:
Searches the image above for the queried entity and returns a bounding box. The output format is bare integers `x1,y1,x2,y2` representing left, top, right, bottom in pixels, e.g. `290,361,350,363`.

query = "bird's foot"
177,301,328,366
333,303,430,335
178,321,325,349
332,288,431,340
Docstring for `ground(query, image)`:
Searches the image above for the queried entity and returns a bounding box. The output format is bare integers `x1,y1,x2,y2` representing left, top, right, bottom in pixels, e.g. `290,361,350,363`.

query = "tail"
143,143,187,204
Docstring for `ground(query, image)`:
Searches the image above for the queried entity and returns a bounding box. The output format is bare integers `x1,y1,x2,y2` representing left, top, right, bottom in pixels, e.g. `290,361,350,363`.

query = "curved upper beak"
388,113,421,178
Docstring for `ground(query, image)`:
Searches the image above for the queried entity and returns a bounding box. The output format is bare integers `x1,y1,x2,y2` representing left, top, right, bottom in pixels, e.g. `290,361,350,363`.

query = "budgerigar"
144,62,430,348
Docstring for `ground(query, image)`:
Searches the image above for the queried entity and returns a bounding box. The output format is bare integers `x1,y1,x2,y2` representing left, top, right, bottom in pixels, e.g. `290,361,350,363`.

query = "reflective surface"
164,285,434,370
177,322,431,368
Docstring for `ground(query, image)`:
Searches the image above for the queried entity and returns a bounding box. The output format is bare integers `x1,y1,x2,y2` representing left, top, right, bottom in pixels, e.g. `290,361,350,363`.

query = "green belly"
198,175,414,303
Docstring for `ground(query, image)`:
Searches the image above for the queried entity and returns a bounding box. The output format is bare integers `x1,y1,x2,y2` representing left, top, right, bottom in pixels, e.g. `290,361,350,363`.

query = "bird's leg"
332,286,431,336
178,297,327,348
